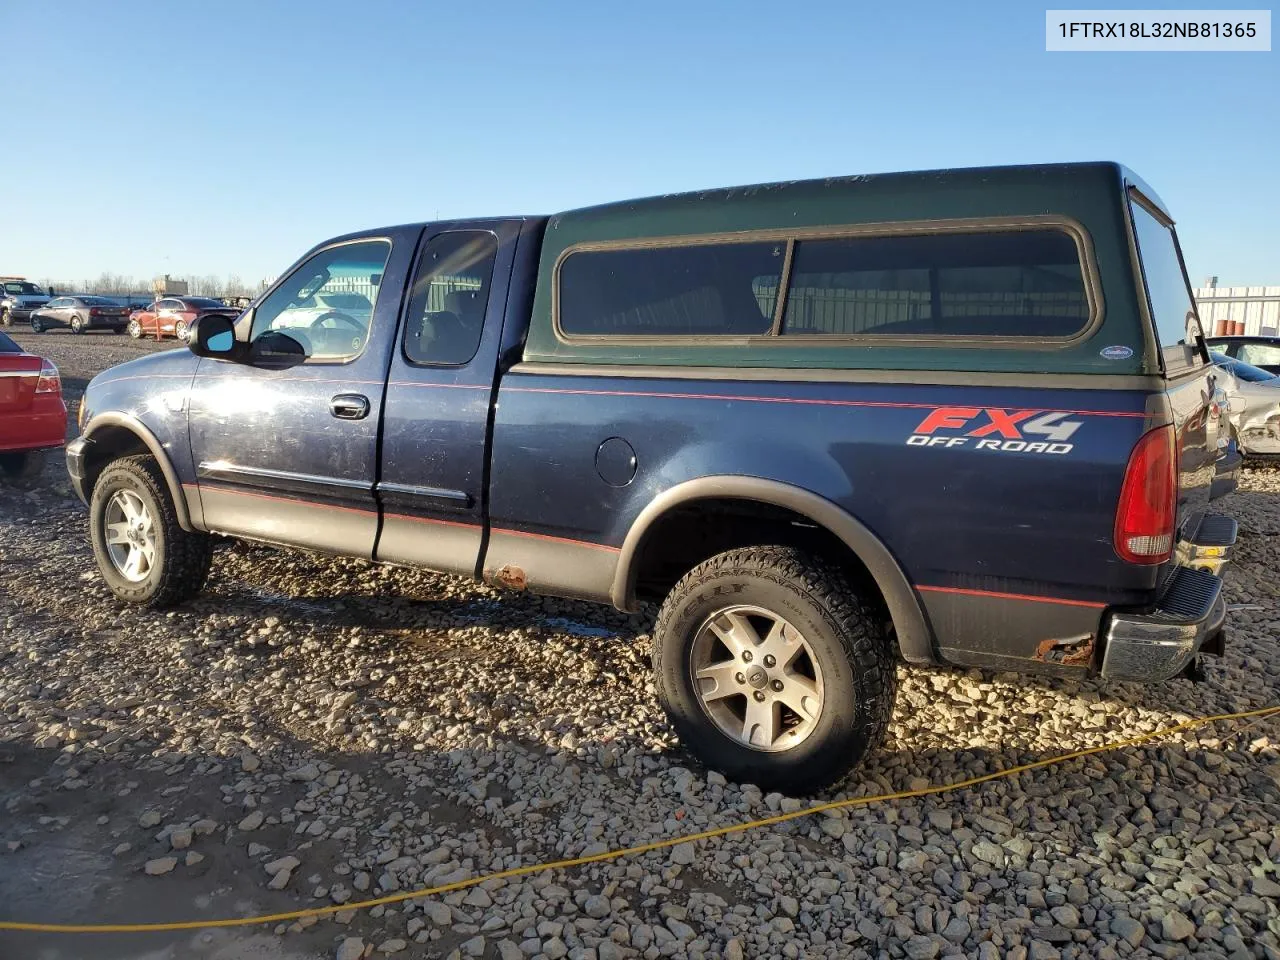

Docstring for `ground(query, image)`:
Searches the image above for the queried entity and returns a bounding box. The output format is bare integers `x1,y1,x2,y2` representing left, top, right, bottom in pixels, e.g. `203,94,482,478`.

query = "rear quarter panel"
489,369,1161,668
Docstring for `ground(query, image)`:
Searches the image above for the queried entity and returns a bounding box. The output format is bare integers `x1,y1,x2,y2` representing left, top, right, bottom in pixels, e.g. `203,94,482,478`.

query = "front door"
187,229,420,556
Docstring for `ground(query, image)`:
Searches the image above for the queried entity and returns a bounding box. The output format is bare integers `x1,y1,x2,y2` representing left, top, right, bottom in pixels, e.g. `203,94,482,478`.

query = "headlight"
77,397,87,431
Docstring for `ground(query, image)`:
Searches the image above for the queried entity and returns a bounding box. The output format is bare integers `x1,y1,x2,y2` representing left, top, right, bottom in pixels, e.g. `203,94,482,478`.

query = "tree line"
36,272,268,299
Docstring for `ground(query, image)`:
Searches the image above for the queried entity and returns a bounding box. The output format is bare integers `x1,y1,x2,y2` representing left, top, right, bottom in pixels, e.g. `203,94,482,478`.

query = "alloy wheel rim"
689,604,825,752
104,489,156,582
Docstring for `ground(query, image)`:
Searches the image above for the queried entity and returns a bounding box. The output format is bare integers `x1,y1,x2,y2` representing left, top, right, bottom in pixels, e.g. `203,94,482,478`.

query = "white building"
1194,279,1280,337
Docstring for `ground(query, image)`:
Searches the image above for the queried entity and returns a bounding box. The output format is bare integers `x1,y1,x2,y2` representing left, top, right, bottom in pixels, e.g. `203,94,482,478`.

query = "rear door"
374,220,523,577
1128,189,1223,537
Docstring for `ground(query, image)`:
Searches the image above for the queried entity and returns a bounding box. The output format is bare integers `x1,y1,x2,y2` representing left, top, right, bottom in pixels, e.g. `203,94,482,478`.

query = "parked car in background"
110,295,155,313
1206,335,1280,375
1213,354,1280,457
0,330,66,484
127,296,242,342
29,296,132,334
70,162,1238,792
0,277,52,326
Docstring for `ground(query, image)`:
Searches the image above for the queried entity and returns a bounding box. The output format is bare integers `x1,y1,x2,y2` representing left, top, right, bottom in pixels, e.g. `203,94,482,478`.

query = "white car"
270,291,373,331
1214,354,1280,457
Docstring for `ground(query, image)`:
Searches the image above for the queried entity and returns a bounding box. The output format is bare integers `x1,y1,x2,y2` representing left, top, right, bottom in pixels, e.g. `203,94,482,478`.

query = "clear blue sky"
1,0,1275,286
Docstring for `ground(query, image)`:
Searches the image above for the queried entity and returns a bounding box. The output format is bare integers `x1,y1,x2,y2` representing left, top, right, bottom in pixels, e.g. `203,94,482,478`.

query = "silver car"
1214,354,1280,457
0,278,51,326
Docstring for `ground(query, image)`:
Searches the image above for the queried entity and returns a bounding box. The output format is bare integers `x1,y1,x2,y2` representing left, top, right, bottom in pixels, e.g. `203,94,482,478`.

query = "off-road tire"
89,455,213,608
0,448,48,487
654,545,897,793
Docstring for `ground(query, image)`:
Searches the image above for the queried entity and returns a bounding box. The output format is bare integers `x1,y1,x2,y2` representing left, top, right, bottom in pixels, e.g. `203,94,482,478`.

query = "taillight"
35,359,61,395
89,307,100,316
1114,424,1177,564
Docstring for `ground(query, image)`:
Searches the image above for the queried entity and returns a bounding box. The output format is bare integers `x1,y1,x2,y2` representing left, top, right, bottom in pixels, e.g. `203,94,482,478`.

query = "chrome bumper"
1101,514,1235,683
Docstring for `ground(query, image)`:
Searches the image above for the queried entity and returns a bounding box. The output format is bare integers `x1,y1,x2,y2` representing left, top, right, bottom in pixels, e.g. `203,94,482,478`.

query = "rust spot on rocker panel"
1034,633,1096,667
493,565,528,591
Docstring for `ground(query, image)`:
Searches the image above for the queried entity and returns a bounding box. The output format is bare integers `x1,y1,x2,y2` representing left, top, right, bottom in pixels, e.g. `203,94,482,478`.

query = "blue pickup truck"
67,162,1238,791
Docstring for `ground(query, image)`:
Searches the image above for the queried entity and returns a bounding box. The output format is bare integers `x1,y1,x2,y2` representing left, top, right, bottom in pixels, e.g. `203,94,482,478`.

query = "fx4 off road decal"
907,407,1082,455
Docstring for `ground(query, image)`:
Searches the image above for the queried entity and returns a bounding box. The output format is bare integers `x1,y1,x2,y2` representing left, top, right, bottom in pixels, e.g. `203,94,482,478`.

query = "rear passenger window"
402,232,499,366
781,230,1089,338
558,242,785,337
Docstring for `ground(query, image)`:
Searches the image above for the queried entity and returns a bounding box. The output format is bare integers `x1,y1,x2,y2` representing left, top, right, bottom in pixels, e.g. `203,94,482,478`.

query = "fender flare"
610,475,937,664
83,412,194,531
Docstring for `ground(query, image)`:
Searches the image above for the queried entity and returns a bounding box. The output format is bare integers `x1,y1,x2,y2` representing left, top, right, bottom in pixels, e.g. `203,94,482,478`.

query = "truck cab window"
251,240,391,362
402,232,498,366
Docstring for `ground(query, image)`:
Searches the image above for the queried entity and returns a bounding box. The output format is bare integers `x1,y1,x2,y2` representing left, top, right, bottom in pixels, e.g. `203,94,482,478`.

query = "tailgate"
0,354,41,413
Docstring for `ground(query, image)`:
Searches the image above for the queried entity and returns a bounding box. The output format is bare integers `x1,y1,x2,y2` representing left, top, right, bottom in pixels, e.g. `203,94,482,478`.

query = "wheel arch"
611,476,937,664
82,413,194,530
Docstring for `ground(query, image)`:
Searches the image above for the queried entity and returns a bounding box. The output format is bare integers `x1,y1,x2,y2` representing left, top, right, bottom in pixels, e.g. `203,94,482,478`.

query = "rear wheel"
127,319,142,339
0,449,48,487
89,455,214,607
175,319,190,343
653,545,897,794
70,314,85,334
29,316,45,333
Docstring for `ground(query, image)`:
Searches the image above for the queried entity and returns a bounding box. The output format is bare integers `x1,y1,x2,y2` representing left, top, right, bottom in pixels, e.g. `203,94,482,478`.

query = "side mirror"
248,330,309,370
189,315,239,360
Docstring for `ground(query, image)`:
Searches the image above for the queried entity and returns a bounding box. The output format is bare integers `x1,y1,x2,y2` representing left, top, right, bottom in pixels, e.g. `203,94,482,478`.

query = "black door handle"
330,394,370,420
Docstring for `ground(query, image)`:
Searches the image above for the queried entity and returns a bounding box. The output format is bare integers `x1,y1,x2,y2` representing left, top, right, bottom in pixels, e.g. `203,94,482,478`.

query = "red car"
0,330,66,484
127,297,241,343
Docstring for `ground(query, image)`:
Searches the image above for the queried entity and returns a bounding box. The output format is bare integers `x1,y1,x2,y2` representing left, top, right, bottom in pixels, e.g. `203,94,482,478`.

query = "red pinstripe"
189,484,616,551
915,584,1106,608
501,385,1148,419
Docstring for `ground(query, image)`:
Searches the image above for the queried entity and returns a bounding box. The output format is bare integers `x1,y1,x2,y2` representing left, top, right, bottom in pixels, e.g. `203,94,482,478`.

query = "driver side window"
251,239,392,362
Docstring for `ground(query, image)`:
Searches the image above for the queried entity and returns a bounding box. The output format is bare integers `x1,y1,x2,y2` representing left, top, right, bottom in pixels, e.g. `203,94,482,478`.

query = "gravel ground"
1,332,1278,960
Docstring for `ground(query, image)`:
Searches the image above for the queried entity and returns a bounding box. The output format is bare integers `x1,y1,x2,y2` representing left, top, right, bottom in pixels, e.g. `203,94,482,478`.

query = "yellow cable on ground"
2,703,1277,935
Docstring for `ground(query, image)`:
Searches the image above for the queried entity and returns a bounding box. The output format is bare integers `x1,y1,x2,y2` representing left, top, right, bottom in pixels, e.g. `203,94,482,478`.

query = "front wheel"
653,545,897,794
127,318,142,339
0,309,11,327
89,455,214,607
29,316,45,333
0,449,48,487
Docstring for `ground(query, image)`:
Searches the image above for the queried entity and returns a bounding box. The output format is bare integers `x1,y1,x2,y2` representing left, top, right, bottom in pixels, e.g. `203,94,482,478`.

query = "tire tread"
653,545,897,793
90,455,213,608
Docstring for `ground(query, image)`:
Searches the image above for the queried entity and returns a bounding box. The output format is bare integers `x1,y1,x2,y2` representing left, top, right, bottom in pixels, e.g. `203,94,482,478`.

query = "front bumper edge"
65,435,91,504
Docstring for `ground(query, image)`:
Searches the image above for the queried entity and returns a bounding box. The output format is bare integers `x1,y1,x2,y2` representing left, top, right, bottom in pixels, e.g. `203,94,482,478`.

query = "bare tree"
224,274,250,299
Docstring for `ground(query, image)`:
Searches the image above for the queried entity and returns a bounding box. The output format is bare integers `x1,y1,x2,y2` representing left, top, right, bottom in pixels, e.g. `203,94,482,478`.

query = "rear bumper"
0,405,67,454
1100,514,1235,683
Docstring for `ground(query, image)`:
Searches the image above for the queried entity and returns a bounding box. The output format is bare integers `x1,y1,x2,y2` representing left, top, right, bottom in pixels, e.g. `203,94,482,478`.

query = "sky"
0,0,1275,287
